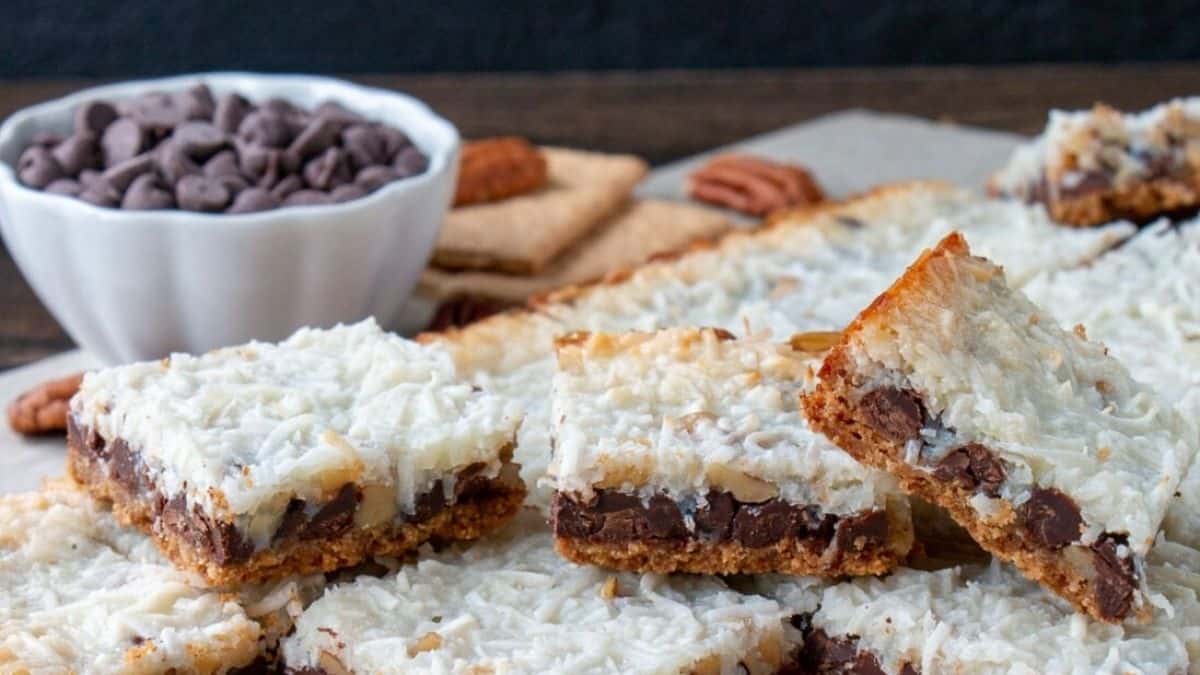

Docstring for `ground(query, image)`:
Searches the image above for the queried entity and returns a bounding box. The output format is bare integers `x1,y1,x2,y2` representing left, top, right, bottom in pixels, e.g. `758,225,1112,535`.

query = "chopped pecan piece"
687,154,825,217
8,372,84,436
454,137,549,206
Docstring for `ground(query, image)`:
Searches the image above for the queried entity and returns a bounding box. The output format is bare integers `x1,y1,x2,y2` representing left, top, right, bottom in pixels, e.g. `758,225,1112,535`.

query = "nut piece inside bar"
66,319,526,585
804,232,1191,623
547,327,912,576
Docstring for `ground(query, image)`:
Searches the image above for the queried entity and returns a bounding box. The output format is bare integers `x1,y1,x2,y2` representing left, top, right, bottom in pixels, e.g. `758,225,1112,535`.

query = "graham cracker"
433,147,648,274
421,199,731,303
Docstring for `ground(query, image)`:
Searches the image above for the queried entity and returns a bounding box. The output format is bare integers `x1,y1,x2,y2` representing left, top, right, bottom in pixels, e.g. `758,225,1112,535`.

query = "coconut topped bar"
68,319,526,585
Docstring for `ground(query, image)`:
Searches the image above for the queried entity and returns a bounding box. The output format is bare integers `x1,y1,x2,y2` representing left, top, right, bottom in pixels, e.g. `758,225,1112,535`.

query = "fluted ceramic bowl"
0,72,459,365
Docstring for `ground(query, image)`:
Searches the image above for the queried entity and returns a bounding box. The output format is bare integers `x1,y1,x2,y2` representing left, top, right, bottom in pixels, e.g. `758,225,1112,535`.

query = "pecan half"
8,372,84,436
454,137,549,206
687,154,825,217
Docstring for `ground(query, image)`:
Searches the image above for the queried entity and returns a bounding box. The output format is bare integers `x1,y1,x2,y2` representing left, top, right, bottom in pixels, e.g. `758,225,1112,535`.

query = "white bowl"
0,72,459,365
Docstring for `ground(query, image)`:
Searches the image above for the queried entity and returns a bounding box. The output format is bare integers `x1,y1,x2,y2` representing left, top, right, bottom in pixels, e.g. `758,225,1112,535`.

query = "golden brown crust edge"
988,174,1200,227
67,443,526,586
554,534,904,577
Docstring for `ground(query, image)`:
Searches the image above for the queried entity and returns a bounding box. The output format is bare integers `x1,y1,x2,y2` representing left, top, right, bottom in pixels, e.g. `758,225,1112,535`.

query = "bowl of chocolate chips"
0,72,459,364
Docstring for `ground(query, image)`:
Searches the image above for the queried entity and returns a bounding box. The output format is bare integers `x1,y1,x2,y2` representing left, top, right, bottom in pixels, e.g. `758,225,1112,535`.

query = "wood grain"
3,65,1199,369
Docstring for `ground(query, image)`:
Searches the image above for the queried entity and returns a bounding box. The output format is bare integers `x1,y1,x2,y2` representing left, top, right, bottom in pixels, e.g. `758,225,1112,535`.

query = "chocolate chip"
78,179,121,207
693,490,736,540
213,93,251,134
933,443,1006,497
341,124,388,169
860,387,926,444
176,83,216,120
393,145,428,177
79,168,101,187
1019,487,1083,549
122,173,174,210
356,165,398,192
303,147,351,190
44,178,82,196
377,125,412,159
314,100,363,125
300,483,360,540
236,142,275,181
287,114,340,159
17,146,64,188
30,131,63,148
329,183,367,203
800,630,887,675
214,173,250,195
172,121,228,160
732,500,796,548
283,190,331,207
176,175,231,212
102,153,156,191
107,438,144,493
1092,534,1137,621
410,481,448,523
238,111,292,148
155,142,201,184
227,187,279,214
270,174,303,200
51,132,100,176
74,100,118,136
549,492,597,538
834,510,888,553
203,149,241,178
101,118,147,167
645,494,688,539
126,92,187,136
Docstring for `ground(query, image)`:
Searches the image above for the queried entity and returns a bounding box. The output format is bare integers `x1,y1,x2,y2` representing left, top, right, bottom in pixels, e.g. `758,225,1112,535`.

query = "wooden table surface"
3,64,1200,371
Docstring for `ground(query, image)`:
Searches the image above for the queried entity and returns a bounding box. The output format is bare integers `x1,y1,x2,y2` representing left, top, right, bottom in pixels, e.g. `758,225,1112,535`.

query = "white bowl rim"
0,71,460,231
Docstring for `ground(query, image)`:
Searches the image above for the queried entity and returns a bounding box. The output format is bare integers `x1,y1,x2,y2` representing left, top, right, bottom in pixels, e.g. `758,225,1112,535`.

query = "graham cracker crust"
67,439,525,587
553,532,905,577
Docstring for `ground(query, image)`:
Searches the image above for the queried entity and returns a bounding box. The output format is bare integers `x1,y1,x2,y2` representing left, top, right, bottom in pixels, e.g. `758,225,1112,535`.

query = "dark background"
4,1,1200,77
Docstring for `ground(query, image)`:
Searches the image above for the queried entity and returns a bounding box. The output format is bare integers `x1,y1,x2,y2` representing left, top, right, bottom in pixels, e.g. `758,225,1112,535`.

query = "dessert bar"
68,319,526,585
425,183,1137,513
804,232,1192,622
1024,218,1200,550
547,327,912,576
0,483,318,673
756,553,1199,675
282,512,788,674
990,98,1200,226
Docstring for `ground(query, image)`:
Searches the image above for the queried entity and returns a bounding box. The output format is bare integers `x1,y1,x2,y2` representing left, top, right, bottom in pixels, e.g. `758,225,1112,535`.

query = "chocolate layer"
68,416,513,566
780,616,919,675
550,488,889,554
857,385,1142,620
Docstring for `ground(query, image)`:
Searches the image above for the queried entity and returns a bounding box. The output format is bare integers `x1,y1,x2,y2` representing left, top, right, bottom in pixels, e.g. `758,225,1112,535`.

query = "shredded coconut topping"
283,512,786,674
435,185,1132,512
842,237,1190,553
759,556,1198,675
548,328,894,514
71,319,524,541
0,485,265,674
1024,218,1200,549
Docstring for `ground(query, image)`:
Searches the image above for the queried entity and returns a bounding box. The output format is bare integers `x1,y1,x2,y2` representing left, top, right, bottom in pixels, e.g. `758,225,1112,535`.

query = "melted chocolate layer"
550,488,889,552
